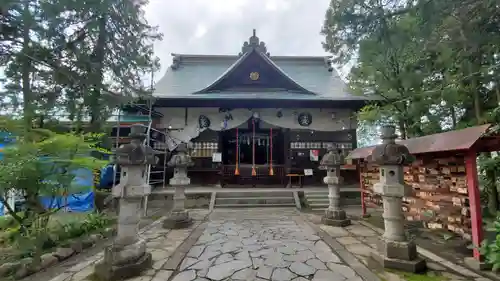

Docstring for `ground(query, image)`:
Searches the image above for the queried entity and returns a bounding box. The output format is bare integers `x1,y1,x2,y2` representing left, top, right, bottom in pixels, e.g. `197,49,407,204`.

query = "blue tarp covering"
0,137,115,216
0,166,98,216
40,191,94,212
99,164,115,188
40,168,94,212
0,143,5,161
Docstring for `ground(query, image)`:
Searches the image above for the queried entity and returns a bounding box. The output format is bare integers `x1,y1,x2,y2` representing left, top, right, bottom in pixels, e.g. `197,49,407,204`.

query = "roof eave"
191,49,318,95
171,53,332,61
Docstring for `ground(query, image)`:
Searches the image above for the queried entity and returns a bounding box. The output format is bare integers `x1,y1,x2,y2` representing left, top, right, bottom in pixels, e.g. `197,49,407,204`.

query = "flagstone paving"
43,210,211,281
41,208,496,281
303,212,494,281
170,209,366,281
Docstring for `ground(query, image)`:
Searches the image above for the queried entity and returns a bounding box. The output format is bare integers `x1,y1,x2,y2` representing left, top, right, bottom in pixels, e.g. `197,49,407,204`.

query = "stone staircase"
304,188,361,212
212,190,299,209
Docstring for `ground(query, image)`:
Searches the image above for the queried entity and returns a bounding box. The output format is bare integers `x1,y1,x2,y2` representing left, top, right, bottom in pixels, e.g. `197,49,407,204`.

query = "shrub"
480,212,500,271
0,117,108,263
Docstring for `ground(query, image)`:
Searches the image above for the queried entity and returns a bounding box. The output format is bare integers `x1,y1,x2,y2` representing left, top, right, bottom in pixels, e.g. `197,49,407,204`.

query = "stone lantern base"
94,240,152,281
321,209,351,227
163,209,193,229
370,239,426,273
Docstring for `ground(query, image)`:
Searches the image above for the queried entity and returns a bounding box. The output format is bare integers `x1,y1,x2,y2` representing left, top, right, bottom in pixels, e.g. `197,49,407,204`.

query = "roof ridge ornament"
324,57,334,72
171,54,181,70
239,29,270,57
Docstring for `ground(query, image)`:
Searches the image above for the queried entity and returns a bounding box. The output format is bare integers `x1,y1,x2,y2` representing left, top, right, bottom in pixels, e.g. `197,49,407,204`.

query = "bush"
2,212,113,262
480,213,500,271
0,214,17,230
0,117,108,263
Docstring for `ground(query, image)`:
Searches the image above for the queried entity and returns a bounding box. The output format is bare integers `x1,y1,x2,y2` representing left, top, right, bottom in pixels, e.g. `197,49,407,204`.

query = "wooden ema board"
361,155,472,240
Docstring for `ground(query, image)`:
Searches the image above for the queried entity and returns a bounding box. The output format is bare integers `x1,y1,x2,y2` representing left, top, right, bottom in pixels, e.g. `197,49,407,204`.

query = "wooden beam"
465,149,484,261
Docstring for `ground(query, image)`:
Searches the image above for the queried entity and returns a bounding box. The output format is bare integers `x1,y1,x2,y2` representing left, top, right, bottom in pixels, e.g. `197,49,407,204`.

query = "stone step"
307,198,361,207
215,203,296,208
306,195,328,202
304,193,328,198
303,191,328,195
216,196,294,200
305,190,359,194
309,202,329,207
216,191,294,198
215,197,295,205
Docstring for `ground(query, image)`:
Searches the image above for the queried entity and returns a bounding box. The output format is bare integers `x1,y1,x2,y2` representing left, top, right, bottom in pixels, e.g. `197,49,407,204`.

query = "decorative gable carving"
239,29,270,57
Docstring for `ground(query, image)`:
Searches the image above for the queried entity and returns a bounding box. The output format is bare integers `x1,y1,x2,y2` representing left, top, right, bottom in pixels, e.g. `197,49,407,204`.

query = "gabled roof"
347,124,493,159
153,30,373,102
195,48,315,94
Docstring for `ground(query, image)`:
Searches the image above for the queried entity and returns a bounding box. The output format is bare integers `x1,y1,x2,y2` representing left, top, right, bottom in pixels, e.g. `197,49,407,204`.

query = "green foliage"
322,0,500,139
1,212,113,263
322,0,500,210
1,0,162,131
0,117,107,263
480,213,500,271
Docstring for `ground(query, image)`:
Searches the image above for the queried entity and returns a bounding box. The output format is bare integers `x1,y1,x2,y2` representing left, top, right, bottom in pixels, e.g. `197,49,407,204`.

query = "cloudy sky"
144,0,332,79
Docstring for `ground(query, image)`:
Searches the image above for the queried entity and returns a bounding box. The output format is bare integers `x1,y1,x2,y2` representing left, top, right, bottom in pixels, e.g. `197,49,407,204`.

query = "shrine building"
117,30,372,188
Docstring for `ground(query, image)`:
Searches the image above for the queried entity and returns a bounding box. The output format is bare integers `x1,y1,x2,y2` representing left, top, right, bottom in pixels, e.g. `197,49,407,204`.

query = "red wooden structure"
348,124,500,261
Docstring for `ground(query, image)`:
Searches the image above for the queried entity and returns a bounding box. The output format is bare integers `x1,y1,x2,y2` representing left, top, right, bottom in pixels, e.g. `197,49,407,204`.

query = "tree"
322,0,500,211
0,0,162,131
0,116,107,264
57,0,161,131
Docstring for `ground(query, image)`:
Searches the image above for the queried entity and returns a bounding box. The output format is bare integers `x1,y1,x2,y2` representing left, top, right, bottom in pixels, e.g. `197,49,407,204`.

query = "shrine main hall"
129,30,371,188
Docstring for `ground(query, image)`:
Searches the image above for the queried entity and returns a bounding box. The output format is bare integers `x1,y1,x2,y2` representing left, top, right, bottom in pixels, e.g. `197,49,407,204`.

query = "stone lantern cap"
367,125,414,166
114,124,157,166
168,143,194,168
319,145,344,170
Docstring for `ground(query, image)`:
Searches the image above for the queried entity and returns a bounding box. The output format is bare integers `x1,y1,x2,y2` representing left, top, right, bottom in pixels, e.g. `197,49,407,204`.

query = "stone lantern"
319,145,351,227
367,125,426,272
163,143,194,229
94,124,156,280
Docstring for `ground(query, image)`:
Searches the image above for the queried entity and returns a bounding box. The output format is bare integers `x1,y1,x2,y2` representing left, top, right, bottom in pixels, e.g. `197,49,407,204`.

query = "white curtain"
166,108,252,150
165,108,353,151
258,108,351,132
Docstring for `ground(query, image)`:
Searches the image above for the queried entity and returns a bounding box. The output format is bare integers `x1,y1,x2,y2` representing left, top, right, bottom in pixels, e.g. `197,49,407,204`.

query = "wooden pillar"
359,161,367,217
284,129,291,174
465,149,483,261
217,131,224,187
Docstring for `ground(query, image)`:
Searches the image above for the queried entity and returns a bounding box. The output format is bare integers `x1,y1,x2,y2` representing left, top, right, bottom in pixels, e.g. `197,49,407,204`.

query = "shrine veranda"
114,30,369,187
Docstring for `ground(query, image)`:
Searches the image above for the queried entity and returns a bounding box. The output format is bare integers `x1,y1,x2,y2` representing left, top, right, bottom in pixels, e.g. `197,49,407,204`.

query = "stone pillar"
94,124,157,281
163,143,194,229
368,125,426,273
320,145,351,227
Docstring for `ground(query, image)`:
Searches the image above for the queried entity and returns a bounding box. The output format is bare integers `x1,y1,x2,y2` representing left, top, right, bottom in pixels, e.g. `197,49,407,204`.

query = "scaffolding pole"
162,143,168,189
143,67,155,216
112,108,122,187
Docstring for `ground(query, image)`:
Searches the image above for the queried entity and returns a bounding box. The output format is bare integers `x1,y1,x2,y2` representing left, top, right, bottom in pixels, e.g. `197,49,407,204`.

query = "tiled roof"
347,124,493,159
153,54,372,101
195,50,315,95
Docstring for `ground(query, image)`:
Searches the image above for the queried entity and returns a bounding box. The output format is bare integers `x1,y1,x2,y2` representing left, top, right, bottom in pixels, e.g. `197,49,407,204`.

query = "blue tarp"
99,164,115,188
40,168,94,212
0,143,5,161
0,138,115,216
0,167,97,216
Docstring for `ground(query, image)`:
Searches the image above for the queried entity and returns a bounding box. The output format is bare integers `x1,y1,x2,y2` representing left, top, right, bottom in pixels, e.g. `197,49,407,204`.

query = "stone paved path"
303,212,494,281
45,210,211,281
43,208,497,281
170,209,364,281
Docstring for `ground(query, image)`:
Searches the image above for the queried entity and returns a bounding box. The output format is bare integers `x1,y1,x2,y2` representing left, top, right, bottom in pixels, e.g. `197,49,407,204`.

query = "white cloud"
193,24,207,39
144,0,333,79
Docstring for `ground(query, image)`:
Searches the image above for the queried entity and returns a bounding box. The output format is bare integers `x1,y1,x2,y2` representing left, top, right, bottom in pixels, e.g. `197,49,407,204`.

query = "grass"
377,269,450,281
0,211,116,263
0,211,92,230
